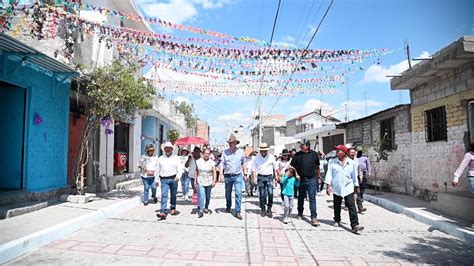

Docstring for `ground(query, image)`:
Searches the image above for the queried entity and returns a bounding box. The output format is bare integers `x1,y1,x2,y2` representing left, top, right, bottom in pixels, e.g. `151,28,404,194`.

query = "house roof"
391,36,474,90
290,110,341,123
0,33,78,77
338,104,410,126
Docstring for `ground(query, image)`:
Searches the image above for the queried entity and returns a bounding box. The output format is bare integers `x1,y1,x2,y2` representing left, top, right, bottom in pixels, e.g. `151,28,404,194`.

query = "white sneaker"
184,195,189,201
333,222,340,227
182,195,186,199
283,217,289,224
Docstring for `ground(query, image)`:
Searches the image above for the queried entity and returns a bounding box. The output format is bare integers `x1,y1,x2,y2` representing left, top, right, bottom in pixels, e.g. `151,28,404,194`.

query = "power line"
261,0,334,125
252,0,284,121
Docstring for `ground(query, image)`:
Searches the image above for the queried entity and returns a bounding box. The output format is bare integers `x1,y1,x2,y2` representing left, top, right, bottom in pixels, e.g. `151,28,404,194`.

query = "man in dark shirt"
290,139,320,226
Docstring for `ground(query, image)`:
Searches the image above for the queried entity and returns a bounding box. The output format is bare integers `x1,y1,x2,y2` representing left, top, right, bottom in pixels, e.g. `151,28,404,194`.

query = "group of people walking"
138,134,372,234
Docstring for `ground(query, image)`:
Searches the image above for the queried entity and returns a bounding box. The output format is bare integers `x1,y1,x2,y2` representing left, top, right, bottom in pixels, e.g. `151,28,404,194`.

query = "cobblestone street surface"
8,184,474,265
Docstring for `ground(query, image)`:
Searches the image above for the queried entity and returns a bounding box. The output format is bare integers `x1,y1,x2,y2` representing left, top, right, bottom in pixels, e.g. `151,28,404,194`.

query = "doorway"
114,121,130,174
0,81,26,190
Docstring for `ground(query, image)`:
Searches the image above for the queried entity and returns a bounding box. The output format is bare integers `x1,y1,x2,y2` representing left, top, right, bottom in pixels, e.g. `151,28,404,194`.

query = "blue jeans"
198,184,212,211
160,178,178,213
297,177,318,218
190,177,196,191
257,175,273,210
141,176,157,203
181,173,190,196
224,174,243,213
469,177,474,194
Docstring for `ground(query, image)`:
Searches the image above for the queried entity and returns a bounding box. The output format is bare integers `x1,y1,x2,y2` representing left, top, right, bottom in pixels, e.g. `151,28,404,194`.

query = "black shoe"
225,208,231,213
198,211,204,218
144,202,148,206
261,208,266,217
352,225,365,234
235,213,243,220
204,209,212,214
266,209,273,218
153,197,158,203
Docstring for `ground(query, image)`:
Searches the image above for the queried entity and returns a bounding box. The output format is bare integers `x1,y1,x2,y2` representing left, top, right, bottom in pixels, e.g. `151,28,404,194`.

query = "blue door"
0,82,26,189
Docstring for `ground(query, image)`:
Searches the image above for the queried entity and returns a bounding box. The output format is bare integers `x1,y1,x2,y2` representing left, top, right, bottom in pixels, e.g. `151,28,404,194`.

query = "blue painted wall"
0,52,71,192
141,116,157,154
0,85,25,189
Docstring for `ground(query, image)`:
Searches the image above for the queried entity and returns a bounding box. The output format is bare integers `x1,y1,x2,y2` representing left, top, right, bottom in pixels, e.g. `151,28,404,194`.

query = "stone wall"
344,105,413,193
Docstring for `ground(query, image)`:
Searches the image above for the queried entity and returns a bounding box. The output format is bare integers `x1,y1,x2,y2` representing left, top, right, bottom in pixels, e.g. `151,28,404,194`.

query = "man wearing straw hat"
219,134,246,220
251,143,277,218
156,142,182,220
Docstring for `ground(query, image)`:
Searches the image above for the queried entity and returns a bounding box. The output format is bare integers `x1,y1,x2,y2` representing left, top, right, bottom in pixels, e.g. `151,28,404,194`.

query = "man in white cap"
219,134,246,220
156,142,182,220
251,143,277,218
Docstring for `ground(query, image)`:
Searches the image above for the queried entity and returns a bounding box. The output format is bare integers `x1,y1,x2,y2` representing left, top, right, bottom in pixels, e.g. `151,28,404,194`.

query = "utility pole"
405,41,412,69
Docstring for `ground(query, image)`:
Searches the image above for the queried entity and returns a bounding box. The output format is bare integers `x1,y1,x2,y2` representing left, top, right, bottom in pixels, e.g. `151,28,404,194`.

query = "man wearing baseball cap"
325,145,364,234
290,139,320,226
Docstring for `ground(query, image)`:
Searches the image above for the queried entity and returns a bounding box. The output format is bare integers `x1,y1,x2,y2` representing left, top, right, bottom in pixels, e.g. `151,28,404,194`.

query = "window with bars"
425,106,447,142
380,118,395,150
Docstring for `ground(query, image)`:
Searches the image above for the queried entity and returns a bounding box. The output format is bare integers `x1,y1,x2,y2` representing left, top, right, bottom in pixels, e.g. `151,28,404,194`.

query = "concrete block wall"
408,63,474,199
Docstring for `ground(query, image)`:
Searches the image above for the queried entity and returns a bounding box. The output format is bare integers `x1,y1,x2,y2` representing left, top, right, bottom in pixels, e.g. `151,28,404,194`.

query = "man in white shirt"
156,142,182,220
252,143,277,218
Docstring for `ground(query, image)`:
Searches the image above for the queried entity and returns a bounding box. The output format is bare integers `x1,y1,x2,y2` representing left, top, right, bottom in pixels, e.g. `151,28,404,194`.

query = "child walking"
280,167,300,224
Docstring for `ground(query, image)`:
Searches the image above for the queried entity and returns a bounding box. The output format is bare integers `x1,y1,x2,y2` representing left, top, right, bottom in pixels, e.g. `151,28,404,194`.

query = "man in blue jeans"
251,143,277,218
290,139,320,226
220,134,245,220
156,142,182,220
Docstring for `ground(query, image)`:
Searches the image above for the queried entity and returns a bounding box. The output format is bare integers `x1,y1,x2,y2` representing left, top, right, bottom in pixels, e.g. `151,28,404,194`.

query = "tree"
176,101,198,133
74,60,155,195
168,129,180,143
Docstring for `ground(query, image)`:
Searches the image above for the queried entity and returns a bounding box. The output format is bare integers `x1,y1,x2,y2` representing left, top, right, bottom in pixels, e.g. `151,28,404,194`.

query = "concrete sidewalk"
0,188,143,264
364,189,474,244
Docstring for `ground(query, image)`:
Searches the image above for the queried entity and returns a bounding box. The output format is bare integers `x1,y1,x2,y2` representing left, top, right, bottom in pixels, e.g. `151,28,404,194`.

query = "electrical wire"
261,0,334,126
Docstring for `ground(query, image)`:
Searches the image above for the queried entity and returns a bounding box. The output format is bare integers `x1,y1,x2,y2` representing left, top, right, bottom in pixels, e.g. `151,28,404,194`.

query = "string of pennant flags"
0,1,400,96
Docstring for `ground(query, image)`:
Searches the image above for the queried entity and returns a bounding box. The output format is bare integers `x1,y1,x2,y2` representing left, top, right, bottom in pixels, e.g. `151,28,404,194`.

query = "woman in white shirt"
194,148,217,218
276,149,292,201
138,144,159,206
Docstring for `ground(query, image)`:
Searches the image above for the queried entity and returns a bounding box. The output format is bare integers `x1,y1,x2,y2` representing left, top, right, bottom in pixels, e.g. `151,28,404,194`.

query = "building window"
380,118,395,150
425,106,447,142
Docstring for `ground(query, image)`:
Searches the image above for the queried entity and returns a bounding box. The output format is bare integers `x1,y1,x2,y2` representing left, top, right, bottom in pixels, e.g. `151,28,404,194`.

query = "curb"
0,196,141,264
365,194,474,244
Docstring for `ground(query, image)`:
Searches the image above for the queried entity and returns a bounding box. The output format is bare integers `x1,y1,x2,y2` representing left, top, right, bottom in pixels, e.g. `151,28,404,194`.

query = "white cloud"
139,0,231,24
194,0,232,9
274,35,298,48
141,0,198,24
216,112,253,123
362,51,430,83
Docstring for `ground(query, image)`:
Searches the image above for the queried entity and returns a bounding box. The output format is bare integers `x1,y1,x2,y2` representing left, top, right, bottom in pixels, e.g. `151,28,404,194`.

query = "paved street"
8,184,474,265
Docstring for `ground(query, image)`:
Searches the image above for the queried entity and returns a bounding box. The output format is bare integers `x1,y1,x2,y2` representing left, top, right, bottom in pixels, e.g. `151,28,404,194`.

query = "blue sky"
135,0,474,144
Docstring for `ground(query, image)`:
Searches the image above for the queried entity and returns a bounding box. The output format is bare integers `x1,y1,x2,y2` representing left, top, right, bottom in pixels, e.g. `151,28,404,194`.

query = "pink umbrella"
173,136,208,146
